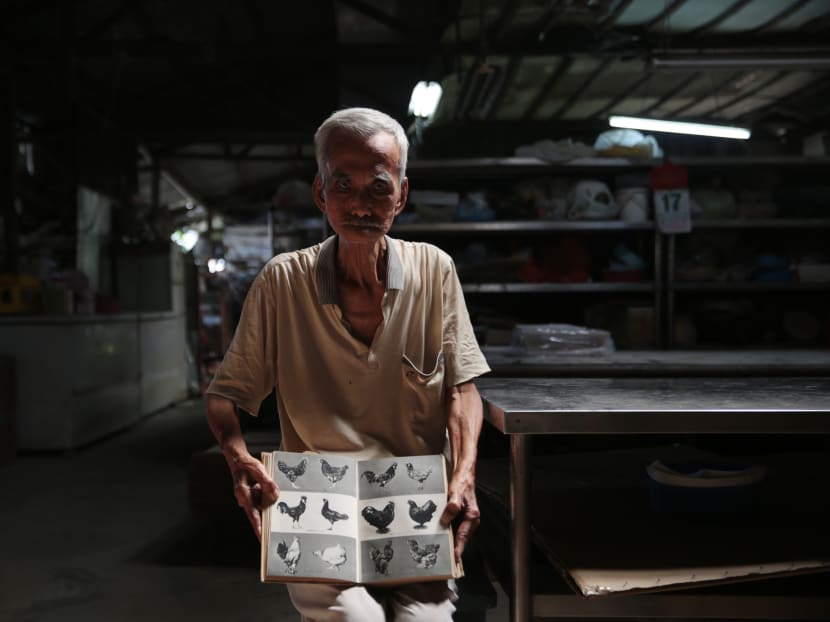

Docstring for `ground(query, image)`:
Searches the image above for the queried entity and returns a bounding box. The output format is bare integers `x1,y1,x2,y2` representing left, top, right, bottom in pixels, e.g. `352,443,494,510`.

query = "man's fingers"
453,514,481,560
229,457,274,542
247,462,279,495
440,497,461,526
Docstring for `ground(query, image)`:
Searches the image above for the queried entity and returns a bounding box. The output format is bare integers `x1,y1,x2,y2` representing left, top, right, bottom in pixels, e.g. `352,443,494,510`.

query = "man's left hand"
441,463,480,561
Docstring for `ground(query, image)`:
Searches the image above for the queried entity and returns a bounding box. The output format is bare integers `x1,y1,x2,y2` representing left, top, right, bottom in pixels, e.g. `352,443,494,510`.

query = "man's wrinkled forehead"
325,129,401,165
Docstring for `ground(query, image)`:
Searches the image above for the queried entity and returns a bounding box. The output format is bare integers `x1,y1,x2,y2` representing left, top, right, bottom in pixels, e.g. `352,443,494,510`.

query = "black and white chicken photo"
407,499,437,529
276,535,301,574
369,540,394,575
360,462,397,487
277,458,308,488
361,500,395,533
277,495,307,528
405,462,433,490
313,543,347,571
407,539,440,569
320,498,349,529
320,458,349,486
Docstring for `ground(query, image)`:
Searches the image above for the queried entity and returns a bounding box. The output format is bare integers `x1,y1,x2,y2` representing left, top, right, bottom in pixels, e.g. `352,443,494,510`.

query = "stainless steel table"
477,376,830,622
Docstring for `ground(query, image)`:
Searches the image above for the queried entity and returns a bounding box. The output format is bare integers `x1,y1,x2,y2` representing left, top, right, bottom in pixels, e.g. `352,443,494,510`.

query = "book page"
356,455,455,583
262,451,359,583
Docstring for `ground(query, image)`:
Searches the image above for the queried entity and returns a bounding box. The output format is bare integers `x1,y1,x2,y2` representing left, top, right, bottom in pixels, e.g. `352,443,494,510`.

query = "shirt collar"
316,235,403,304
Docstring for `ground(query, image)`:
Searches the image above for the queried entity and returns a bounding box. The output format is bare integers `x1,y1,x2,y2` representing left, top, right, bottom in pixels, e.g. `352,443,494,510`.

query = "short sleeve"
206,268,278,416
441,256,490,386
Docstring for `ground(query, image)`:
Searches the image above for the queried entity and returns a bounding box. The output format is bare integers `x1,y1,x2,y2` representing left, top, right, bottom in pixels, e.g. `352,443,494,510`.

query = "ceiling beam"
639,71,702,115
156,152,314,163
706,70,788,116
488,0,520,43
643,0,685,31
750,0,810,35
534,0,565,42
689,0,754,35
10,35,830,62
740,73,830,124
601,0,635,30
335,0,427,42
590,70,654,119
522,56,572,120
480,55,522,120
665,71,746,117
551,57,613,120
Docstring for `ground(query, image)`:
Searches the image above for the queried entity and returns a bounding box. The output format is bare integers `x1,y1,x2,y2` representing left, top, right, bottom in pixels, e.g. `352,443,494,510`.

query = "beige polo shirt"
207,235,490,460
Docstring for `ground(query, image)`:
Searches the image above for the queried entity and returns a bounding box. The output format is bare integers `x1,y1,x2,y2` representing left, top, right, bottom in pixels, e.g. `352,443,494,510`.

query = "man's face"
313,130,408,242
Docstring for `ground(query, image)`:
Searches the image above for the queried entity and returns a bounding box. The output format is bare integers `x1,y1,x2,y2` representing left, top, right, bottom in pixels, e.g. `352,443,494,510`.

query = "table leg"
510,434,530,622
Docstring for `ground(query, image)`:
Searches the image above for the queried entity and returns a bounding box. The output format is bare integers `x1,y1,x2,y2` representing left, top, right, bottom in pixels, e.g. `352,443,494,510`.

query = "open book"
261,451,463,585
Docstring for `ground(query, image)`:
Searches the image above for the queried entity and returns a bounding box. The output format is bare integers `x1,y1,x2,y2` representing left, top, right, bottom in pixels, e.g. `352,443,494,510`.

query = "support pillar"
1,67,18,274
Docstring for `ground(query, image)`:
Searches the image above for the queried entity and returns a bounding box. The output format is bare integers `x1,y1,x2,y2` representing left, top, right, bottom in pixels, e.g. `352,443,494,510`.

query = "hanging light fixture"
609,115,751,140
408,81,443,120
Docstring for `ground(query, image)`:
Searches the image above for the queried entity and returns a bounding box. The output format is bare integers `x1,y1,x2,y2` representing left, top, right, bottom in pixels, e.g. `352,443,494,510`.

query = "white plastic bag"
567,180,619,220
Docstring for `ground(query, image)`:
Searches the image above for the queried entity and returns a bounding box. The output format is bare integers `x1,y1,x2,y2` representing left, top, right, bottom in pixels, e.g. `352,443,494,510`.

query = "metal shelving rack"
400,156,830,350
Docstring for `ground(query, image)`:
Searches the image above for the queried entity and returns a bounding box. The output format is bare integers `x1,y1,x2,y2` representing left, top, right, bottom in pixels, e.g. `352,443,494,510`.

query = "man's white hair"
314,107,409,184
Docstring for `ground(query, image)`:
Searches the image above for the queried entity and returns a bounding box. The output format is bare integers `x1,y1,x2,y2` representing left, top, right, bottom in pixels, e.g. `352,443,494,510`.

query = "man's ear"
395,177,409,216
312,175,326,214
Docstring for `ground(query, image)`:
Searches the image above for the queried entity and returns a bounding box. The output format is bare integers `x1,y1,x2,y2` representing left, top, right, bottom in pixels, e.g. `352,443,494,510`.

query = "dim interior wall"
0,311,187,450
0,247,188,450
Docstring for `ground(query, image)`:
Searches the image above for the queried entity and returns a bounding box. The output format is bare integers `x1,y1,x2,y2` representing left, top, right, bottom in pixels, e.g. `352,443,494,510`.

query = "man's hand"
441,462,480,561
443,380,484,561
228,453,279,541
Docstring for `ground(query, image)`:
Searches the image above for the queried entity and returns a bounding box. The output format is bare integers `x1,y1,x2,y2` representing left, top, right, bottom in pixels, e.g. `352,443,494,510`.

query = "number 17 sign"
650,162,691,234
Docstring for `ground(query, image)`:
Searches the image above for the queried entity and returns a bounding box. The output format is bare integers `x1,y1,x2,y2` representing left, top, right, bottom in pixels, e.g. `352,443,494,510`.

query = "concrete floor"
0,398,509,622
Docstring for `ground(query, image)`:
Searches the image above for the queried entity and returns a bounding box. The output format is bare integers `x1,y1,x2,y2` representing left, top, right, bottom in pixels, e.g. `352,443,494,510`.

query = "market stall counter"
475,354,830,622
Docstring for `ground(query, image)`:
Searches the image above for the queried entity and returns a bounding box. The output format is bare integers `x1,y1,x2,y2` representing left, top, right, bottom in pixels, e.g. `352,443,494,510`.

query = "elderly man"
205,107,490,621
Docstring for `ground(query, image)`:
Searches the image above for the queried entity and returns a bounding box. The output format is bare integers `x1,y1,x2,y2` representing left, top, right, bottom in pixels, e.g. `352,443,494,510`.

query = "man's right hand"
228,453,279,541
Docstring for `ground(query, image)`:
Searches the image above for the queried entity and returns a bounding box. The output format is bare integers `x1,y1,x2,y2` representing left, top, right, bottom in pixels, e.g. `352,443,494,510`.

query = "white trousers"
287,579,457,622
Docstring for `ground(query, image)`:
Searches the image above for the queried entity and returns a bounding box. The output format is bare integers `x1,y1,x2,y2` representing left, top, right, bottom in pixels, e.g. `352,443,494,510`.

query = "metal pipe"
652,56,830,70
510,434,530,622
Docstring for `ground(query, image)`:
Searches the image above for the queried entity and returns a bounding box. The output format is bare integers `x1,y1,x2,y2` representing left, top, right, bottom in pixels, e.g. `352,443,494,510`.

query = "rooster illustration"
313,544,347,570
361,500,395,533
320,459,349,486
321,498,349,529
360,462,397,487
369,540,394,575
407,499,437,529
405,462,433,490
277,458,307,488
276,536,301,574
407,539,440,569
277,495,307,528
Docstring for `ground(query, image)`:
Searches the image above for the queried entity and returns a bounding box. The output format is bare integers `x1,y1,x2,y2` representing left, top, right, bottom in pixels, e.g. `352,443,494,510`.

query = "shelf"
673,281,830,292
392,220,655,234
687,218,830,230
674,155,830,168
463,282,655,294
405,156,830,179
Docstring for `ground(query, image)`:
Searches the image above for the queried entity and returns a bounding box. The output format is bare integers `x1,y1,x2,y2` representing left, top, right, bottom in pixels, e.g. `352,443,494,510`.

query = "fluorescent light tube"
609,115,751,140
408,81,443,119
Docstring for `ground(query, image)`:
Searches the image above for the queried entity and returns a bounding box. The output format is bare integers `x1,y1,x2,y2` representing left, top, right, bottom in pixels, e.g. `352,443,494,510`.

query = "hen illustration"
321,498,349,529
407,539,440,569
361,500,395,533
313,544,347,570
369,540,394,575
277,458,308,488
405,462,433,490
277,495,307,527
276,536,301,574
360,462,397,487
407,499,437,529
320,459,349,486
